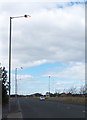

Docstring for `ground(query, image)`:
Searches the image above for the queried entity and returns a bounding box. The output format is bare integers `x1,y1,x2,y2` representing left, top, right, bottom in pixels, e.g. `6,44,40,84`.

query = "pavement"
7,111,22,119
2,97,23,119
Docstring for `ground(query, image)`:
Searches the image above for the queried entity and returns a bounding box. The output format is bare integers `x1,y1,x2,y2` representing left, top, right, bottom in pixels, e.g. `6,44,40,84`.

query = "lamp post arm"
11,15,31,19
11,16,24,19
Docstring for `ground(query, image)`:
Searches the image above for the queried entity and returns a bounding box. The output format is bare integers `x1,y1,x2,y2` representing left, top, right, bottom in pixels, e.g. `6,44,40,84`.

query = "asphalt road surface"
19,97,86,118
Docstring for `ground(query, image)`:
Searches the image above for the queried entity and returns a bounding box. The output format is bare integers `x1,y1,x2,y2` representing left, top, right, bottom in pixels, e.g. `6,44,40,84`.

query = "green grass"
46,97,86,104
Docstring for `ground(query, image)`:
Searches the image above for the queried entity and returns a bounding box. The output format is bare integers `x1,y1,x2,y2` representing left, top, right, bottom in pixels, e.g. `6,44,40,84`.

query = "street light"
8,14,31,111
15,67,23,112
49,75,50,97
15,67,23,99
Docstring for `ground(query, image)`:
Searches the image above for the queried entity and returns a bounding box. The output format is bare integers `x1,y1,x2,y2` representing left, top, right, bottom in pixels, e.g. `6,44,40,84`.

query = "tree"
85,83,87,94
79,85,86,95
0,66,9,104
67,86,77,95
0,67,2,104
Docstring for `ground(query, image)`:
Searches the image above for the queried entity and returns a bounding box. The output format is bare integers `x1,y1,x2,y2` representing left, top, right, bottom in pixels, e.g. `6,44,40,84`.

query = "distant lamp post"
49,75,51,97
9,14,31,111
15,67,23,99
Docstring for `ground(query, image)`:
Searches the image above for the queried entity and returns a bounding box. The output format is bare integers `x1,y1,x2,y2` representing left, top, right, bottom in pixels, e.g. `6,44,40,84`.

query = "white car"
40,96,45,100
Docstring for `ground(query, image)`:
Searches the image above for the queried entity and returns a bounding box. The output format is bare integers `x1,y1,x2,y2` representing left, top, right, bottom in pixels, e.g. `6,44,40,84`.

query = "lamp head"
49,75,51,78
24,14,31,18
21,67,23,69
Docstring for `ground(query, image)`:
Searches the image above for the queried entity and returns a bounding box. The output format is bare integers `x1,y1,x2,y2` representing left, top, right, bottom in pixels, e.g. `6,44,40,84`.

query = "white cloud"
0,0,85,3
11,73,34,83
43,62,85,81
10,73,34,94
1,2,85,69
55,62,85,80
56,81,74,85
0,1,85,95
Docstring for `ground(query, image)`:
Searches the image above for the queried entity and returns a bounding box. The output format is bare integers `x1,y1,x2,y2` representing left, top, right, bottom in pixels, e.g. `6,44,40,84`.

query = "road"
19,97,86,118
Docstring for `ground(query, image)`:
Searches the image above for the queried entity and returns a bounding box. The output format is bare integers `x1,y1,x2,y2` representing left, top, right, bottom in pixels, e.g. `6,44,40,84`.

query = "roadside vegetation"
10,84,87,104
45,85,87,104
0,66,9,104
31,85,87,104
46,96,86,104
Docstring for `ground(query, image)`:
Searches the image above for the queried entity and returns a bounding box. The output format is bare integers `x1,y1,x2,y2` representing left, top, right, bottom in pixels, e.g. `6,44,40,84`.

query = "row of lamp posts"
8,14,54,112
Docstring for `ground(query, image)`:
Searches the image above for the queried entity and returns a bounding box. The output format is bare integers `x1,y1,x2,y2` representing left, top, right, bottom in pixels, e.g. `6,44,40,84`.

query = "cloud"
11,73,34,83
55,62,85,80
56,81,74,85
10,73,49,94
10,73,34,94
43,62,85,81
0,1,85,95
66,1,86,6
0,2,85,69
0,0,85,3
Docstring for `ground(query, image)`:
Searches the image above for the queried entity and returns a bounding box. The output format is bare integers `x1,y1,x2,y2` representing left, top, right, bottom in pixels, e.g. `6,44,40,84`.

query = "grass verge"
46,97,86,104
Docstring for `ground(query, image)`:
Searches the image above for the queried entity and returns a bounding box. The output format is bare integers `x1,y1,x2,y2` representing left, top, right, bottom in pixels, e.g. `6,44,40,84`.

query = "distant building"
33,93,42,97
60,93,67,97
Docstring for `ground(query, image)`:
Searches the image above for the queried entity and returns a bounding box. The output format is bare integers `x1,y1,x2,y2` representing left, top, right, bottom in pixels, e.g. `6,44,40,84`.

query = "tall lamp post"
49,75,50,97
15,67,23,99
9,14,31,111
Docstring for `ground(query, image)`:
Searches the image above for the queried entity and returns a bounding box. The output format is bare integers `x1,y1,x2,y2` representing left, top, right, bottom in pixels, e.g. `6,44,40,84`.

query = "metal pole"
8,17,12,112
15,67,22,98
15,68,17,99
49,76,50,97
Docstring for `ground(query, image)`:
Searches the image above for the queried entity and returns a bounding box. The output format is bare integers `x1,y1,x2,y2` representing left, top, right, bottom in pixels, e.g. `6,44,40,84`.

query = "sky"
0,0,86,95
